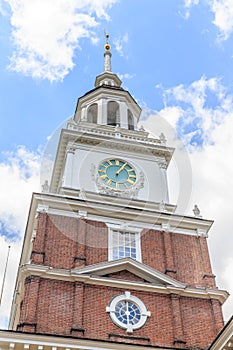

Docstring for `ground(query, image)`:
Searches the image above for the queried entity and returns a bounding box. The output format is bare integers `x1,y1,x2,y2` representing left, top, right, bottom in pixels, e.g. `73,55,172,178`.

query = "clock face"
98,159,137,189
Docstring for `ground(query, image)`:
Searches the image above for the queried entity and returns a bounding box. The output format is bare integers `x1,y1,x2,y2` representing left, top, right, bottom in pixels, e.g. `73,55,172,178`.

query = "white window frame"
108,224,142,262
106,291,151,333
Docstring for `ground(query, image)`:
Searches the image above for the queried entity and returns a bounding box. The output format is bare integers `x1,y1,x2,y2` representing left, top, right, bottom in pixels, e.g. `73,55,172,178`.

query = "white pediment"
72,258,186,288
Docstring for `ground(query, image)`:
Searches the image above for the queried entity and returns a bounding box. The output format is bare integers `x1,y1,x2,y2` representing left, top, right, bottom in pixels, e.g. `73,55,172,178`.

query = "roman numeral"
127,179,135,185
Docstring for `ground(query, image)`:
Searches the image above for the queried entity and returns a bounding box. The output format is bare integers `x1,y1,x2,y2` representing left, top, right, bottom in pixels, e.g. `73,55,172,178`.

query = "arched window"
87,103,98,123
107,101,120,126
128,110,134,130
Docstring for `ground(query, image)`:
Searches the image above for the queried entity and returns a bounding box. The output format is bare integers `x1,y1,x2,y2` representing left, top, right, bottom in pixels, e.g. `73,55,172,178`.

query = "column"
99,99,107,125
119,102,128,129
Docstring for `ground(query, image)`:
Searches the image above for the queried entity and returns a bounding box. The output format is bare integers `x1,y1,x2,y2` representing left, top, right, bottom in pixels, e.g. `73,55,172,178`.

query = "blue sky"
0,0,233,326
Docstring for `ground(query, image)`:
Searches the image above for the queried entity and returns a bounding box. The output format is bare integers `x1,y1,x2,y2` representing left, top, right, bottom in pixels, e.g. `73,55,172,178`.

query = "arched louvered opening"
107,101,120,126
87,103,98,123
128,110,134,130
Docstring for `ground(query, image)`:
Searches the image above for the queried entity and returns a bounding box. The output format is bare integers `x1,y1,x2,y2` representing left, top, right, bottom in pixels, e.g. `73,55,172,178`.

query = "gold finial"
104,31,111,51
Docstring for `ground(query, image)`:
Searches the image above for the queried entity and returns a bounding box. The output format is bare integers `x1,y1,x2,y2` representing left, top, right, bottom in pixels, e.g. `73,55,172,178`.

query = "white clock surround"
59,139,170,203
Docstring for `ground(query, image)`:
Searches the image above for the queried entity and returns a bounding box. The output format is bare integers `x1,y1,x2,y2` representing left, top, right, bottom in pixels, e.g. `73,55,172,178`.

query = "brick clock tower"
1,35,230,350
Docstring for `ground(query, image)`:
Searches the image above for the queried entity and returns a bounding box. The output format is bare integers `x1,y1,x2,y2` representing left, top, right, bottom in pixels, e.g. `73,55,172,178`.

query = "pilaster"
171,295,186,346
31,213,47,264
74,219,87,268
63,146,75,188
71,282,85,336
17,276,40,332
163,231,176,278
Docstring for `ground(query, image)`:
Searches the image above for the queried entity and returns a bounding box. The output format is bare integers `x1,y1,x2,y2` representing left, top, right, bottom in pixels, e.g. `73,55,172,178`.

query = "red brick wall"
32,214,215,288
31,214,108,269
21,212,223,347
17,277,222,348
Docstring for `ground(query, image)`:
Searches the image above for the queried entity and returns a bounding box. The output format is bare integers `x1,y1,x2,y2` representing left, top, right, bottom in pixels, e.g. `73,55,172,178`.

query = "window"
108,228,141,261
106,291,151,333
107,101,120,126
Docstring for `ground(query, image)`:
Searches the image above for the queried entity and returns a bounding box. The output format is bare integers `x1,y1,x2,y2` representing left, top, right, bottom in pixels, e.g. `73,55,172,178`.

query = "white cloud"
113,33,128,57
183,0,200,19
0,146,41,234
210,0,233,41
183,0,233,41
141,76,233,321
161,76,233,148
0,146,41,328
1,0,117,81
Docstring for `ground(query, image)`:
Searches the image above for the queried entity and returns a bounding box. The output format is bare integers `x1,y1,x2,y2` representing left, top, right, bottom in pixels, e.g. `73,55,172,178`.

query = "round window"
106,291,150,333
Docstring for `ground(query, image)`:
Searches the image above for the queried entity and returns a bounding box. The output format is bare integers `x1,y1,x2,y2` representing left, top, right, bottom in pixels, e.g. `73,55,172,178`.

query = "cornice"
0,329,186,350
18,263,229,305
32,191,213,235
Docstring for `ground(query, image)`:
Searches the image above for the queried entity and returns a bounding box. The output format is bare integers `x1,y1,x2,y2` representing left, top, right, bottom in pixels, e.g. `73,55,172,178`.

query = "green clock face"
98,159,137,190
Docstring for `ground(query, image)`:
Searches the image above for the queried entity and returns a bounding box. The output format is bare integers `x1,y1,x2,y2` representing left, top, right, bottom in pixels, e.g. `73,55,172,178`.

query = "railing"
66,120,167,146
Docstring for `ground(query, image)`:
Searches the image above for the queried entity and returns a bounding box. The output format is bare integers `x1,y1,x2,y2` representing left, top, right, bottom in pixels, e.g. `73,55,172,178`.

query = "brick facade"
18,277,223,348
17,212,223,349
32,213,216,288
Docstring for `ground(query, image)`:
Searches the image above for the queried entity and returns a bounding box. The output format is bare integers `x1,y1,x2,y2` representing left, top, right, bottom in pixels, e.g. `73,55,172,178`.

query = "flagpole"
0,245,11,305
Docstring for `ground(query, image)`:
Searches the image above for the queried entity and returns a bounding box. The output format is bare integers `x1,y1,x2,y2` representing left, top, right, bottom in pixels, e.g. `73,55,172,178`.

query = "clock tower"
1,35,229,350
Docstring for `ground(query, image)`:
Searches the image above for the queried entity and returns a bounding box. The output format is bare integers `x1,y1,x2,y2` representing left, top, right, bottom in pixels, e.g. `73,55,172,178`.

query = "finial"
42,180,49,192
104,31,112,72
104,31,111,51
193,204,202,218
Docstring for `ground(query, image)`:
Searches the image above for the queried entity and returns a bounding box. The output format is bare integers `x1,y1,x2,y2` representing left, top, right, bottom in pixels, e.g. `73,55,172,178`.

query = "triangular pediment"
72,258,186,288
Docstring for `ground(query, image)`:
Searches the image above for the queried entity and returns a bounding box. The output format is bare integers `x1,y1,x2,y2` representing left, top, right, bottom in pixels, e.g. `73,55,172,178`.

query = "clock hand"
116,163,127,175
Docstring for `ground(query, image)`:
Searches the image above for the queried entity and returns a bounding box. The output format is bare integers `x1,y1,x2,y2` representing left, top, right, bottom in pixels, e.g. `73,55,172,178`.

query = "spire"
104,32,112,72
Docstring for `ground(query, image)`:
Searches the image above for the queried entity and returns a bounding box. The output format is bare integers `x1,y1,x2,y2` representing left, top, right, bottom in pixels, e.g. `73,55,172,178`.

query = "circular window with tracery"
106,291,151,333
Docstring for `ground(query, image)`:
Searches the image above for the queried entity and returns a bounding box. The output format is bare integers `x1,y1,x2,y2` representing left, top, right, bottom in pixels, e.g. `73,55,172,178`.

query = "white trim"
0,329,173,350
210,317,233,350
73,258,186,287
35,205,209,238
18,263,228,304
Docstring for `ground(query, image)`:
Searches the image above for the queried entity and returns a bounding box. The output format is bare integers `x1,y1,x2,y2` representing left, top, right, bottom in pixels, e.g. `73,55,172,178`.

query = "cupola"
74,34,141,130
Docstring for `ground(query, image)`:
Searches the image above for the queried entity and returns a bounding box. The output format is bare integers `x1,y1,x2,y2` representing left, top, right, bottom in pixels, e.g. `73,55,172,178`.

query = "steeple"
104,32,112,72
94,33,121,88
